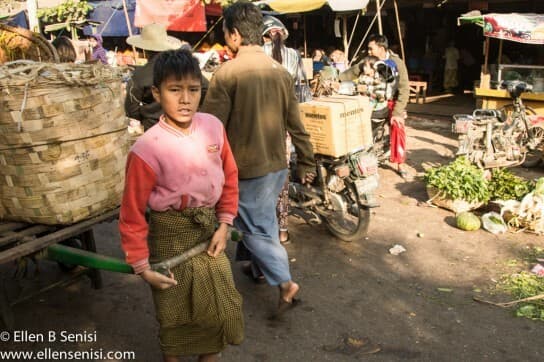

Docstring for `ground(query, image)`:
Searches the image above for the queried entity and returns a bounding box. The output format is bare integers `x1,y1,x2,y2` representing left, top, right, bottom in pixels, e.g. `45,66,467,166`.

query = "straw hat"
126,23,182,52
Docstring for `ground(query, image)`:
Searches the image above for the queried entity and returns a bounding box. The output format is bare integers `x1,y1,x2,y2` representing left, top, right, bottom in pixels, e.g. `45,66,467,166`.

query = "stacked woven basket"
0,61,129,224
0,24,59,63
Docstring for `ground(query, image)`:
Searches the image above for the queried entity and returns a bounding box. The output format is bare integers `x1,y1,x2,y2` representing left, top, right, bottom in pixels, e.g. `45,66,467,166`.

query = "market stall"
458,12,544,114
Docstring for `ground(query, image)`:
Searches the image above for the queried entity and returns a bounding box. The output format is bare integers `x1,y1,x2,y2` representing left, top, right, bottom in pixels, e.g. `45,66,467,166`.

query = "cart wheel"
56,238,82,271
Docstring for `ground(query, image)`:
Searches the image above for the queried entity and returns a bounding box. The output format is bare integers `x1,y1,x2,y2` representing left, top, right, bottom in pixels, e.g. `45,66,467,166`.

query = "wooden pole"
304,15,307,58
26,0,39,33
479,36,491,89
376,0,383,35
497,38,503,64
393,0,405,61
193,16,223,51
342,14,348,60
347,11,360,51
484,37,489,74
349,11,379,66
121,0,137,59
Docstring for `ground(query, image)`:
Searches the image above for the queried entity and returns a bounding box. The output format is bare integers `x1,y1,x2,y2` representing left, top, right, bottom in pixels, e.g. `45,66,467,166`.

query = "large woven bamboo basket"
0,62,129,224
0,24,59,64
426,185,484,214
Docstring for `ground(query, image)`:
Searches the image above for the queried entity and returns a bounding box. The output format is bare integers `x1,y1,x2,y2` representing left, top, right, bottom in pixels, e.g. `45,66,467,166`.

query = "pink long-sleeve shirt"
119,113,238,273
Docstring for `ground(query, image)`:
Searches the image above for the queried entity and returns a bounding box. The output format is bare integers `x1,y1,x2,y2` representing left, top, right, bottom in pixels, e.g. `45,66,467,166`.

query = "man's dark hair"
368,34,389,50
153,48,202,88
223,1,263,46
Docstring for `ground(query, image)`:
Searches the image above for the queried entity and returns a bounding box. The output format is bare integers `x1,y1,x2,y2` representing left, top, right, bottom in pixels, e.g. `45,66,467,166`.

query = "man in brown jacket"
201,1,315,314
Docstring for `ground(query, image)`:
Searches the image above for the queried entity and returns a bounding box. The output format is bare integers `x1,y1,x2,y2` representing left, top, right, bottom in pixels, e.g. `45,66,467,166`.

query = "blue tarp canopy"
83,0,139,37
0,10,29,28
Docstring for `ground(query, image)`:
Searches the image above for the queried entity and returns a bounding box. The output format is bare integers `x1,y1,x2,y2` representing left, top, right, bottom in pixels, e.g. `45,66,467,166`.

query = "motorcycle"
288,143,380,242
453,80,544,168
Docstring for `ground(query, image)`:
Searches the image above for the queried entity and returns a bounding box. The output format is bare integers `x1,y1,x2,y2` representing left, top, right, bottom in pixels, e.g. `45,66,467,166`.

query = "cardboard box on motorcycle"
299,95,373,157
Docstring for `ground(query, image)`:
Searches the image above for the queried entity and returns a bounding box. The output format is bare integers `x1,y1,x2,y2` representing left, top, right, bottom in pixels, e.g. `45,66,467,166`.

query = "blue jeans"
235,169,290,286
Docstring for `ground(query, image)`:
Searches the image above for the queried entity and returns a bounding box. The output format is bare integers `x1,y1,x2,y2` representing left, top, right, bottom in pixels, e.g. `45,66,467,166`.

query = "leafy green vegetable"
488,168,534,201
37,0,92,25
534,177,544,196
424,157,490,203
499,271,544,321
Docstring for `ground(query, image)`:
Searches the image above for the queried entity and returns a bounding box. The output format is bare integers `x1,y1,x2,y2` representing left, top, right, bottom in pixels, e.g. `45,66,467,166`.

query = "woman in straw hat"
125,23,208,131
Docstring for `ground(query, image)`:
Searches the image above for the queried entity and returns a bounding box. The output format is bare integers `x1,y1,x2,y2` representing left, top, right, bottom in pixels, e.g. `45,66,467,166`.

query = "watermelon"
456,212,481,231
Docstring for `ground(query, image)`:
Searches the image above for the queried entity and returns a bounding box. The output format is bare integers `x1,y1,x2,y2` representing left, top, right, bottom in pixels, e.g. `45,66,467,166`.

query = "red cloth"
390,122,406,164
387,99,406,164
135,0,206,32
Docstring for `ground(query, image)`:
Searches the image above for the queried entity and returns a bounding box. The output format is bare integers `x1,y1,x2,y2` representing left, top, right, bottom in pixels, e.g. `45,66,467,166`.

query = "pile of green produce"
425,158,536,205
37,1,92,25
499,271,544,321
424,156,490,203
488,168,535,201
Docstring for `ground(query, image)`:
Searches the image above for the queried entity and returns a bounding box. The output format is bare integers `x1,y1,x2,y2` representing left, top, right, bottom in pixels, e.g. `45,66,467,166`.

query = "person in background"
339,34,410,179
262,15,300,78
52,36,77,63
201,2,315,315
119,48,243,362
329,49,347,72
443,40,459,92
262,15,304,245
87,34,108,64
124,23,209,131
312,48,329,72
367,34,410,179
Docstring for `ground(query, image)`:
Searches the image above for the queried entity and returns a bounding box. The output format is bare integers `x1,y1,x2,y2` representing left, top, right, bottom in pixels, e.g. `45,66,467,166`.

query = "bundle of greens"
424,157,490,203
499,271,544,321
489,168,534,201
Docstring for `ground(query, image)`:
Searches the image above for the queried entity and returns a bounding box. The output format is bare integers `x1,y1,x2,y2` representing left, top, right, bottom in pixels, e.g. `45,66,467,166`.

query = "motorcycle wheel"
499,105,541,167
324,182,370,242
523,125,544,168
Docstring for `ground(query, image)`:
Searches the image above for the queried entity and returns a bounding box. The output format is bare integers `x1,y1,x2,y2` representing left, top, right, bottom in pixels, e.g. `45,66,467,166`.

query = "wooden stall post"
342,14,349,59
480,37,491,89
122,0,138,60
394,0,405,61
376,0,383,35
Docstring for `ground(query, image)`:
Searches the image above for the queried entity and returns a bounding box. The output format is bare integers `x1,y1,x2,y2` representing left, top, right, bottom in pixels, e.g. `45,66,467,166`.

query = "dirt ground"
2,96,544,361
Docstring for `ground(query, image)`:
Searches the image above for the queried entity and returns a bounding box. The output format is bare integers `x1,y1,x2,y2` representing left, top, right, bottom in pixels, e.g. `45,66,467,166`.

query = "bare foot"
279,281,300,303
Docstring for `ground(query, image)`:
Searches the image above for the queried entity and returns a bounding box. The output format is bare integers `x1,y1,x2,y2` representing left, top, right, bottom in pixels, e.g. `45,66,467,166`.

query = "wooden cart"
0,208,119,329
